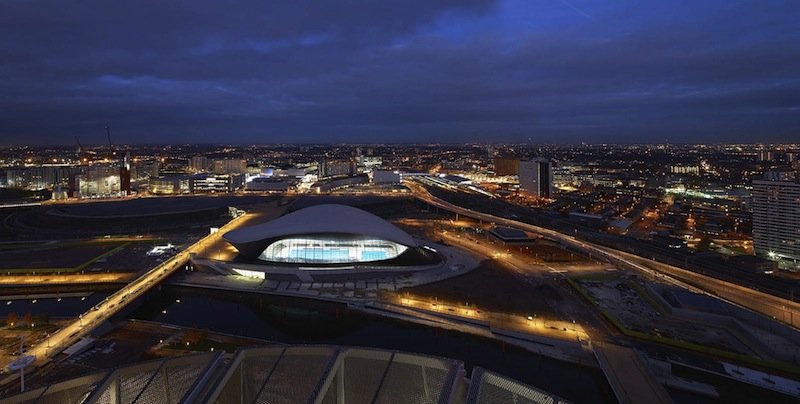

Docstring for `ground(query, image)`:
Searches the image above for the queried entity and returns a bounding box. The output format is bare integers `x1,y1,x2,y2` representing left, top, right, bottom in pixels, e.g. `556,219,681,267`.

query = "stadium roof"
1,345,568,404
224,204,416,247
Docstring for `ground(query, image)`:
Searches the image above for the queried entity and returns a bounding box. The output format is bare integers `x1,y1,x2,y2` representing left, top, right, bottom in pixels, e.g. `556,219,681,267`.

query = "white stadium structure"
223,204,433,267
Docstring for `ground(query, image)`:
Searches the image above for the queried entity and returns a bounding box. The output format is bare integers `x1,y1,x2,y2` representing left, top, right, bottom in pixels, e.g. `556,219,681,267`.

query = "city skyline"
1,141,800,401
2,0,799,145
3,2,800,400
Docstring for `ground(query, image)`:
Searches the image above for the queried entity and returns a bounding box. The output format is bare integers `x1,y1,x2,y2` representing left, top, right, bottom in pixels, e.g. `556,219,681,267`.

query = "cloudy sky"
1,0,798,145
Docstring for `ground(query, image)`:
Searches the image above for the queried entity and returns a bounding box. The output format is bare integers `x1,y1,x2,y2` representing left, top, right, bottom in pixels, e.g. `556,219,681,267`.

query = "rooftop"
224,204,416,247
2,345,567,404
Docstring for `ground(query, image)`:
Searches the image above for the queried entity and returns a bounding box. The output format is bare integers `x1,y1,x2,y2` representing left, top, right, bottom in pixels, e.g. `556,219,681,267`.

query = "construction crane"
74,136,95,162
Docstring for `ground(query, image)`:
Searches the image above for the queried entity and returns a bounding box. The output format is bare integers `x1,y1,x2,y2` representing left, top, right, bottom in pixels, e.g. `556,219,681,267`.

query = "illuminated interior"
258,235,408,263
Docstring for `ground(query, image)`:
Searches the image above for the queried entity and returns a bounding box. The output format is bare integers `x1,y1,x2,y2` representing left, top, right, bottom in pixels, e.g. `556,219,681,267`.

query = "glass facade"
258,235,408,264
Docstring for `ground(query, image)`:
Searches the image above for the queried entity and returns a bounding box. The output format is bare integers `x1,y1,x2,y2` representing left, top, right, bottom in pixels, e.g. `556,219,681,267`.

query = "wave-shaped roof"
223,204,416,246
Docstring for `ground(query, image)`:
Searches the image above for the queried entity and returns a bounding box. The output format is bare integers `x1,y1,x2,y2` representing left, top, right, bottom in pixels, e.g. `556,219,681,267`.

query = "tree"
697,237,712,252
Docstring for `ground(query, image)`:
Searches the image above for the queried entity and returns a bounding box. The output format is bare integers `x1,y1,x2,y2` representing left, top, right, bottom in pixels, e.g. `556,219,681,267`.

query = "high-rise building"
120,151,131,195
518,159,553,197
493,157,520,176
190,155,209,173
752,177,800,266
213,158,247,174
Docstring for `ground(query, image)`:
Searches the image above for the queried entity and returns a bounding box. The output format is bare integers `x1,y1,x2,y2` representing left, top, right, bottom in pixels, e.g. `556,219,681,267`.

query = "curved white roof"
224,204,416,246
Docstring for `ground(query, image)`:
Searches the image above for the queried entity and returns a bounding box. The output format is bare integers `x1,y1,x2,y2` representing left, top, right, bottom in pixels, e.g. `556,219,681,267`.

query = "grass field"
0,239,160,274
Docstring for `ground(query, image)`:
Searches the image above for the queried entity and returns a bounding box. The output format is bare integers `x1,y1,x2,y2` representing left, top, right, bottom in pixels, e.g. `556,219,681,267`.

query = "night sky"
1,0,798,145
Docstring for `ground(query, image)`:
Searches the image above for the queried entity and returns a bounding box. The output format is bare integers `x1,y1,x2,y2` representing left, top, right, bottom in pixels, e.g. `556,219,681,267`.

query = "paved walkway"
0,273,133,285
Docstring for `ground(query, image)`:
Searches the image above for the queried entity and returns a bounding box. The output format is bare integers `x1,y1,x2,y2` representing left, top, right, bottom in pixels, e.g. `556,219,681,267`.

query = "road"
406,180,800,330
0,273,134,285
5,203,279,370
394,294,590,343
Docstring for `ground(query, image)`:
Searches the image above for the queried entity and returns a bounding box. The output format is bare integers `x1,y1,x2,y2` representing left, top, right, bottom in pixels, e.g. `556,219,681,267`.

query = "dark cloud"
0,0,798,144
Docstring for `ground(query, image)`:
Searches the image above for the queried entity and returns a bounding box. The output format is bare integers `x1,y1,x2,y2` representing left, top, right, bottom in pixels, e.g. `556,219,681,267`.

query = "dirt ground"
403,259,562,315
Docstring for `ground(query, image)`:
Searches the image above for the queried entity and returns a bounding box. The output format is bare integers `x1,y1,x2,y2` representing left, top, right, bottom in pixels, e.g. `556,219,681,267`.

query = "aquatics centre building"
222,204,438,268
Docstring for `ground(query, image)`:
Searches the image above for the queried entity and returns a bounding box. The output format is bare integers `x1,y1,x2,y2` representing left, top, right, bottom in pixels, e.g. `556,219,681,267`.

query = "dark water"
0,286,616,402
126,285,616,404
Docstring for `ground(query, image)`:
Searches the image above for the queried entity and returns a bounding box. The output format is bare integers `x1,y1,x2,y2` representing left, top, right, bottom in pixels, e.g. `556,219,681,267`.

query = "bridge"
3,204,283,372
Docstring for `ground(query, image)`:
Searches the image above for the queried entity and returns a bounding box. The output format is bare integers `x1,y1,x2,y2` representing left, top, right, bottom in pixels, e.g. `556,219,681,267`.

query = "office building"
4,165,76,190
758,150,774,161
519,159,553,197
120,152,131,195
493,157,520,176
752,178,800,266
763,171,796,182
245,177,295,192
190,155,210,173
149,175,192,194
670,165,700,175
371,170,401,184
213,158,246,175
357,156,382,171
318,160,353,178
192,174,244,193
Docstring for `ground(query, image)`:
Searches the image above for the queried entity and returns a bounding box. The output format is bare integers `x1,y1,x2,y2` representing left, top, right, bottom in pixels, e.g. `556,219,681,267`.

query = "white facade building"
518,159,553,197
752,179,800,266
